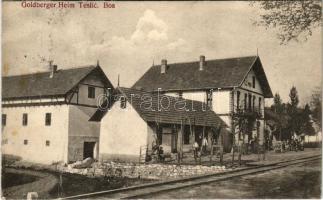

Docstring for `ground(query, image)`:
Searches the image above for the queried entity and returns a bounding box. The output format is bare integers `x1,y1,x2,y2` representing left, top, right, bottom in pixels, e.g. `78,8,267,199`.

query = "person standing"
202,137,208,155
193,141,199,160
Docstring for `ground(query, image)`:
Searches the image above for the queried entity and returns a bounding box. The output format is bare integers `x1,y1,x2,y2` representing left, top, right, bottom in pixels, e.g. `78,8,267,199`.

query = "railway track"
60,154,321,199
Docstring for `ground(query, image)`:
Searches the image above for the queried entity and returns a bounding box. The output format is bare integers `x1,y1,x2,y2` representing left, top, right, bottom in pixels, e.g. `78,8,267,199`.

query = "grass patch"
1,171,39,188
49,172,154,198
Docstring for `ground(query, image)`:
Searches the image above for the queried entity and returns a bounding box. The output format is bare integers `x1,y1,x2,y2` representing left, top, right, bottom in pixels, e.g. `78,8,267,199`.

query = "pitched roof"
90,87,227,128
132,56,273,98
2,65,112,100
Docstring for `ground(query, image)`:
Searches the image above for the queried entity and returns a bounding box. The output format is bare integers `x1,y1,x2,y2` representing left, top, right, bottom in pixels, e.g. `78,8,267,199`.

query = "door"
83,142,96,159
171,134,177,153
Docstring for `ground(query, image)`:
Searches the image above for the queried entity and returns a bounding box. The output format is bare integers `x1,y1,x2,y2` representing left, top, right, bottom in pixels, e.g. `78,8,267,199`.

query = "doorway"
83,142,96,159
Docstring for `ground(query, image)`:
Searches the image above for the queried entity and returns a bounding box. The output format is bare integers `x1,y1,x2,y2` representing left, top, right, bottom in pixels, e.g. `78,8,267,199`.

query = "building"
90,87,227,162
1,63,114,164
133,55,273,151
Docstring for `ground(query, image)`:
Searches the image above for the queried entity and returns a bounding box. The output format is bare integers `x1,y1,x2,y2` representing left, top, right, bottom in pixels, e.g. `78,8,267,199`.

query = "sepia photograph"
1,1,322,199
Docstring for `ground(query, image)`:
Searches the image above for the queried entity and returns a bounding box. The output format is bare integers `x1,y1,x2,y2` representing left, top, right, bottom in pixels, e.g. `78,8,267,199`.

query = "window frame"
46,140,50,146
45,113,51,126
24,140,28,145
252,76,256,88
88,86,96,99
22,113,28,126
2,114,7,126
120,96,127,109
236,91,240,110
206,90,213,108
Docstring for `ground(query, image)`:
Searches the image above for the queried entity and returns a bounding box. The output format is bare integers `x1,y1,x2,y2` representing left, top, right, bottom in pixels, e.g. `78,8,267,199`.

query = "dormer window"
88,86,95,99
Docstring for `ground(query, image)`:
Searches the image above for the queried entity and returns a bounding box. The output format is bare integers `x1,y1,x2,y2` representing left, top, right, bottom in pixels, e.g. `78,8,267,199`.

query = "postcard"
1,1,322,199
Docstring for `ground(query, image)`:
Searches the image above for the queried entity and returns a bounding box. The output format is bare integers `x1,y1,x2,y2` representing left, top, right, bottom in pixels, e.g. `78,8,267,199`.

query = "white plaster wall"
182,91,206,102
69,73,106,107
99,100,148,158
164,92,179,98
240,69,264,94
2,105,69,164
164,91,206,103
212,90,231,115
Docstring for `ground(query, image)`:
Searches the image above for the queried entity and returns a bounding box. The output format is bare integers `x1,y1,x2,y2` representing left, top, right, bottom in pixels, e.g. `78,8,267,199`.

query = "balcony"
233,107,263,118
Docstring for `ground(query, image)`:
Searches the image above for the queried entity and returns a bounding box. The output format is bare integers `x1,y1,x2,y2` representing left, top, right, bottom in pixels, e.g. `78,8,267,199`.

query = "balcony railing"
234,107,263,118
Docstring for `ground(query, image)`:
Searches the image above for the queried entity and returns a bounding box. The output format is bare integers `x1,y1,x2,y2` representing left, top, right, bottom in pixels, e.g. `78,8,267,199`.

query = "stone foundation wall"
63,162,229,180
5,160,230,180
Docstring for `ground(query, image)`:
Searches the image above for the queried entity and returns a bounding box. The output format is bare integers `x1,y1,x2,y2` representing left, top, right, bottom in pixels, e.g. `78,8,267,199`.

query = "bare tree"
251,1,322,44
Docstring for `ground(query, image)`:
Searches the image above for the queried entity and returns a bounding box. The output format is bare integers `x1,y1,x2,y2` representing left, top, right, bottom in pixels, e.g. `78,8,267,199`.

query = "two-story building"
1,63,114,164
133,55,273,152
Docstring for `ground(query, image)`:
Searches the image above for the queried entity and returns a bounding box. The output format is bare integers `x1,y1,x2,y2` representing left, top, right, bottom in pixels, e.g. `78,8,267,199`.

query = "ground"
1,168,153,199
1,148,321,199
143,159,321,199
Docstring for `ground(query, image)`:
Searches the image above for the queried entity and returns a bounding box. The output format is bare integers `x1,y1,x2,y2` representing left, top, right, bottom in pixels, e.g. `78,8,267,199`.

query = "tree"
271,93,284,114
251,1,322,44
311,86,322,129
270,93,287,140
287,86,300,137
300,104,316,136
289,86,299,108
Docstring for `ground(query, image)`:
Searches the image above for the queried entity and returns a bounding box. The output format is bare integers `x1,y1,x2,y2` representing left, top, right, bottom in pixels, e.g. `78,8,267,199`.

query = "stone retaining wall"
63,162,229,180
6,160,230,180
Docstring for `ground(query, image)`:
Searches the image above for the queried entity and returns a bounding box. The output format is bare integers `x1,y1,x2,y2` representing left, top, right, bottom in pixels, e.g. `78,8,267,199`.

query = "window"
236,91,240,110
24,140,28,145
45,113,51,126
2,114,6,126
184,126,190,144
244,93,247,109
46,140,50,146
252,76,256,88
178,92,183,99
259,97,262,111
248,94,252,110
206,90,213,108
157,127,163,145
22,113,28,126
88,86,95,99
253,96,256,110
105,88,112,97
120,96,127,109
2,139,8,145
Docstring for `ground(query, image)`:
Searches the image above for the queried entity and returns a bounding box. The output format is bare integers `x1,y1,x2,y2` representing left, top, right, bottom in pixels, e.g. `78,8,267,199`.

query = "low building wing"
91,87,227,129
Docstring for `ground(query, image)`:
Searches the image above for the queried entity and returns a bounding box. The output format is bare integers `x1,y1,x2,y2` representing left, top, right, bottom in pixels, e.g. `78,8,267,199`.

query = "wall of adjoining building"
99,100,148,162
2,105,69,164
68,105,100,162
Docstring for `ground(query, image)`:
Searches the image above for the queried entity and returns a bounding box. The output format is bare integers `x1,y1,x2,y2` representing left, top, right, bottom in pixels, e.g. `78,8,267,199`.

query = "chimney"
161,59,167,74
199,55,206,71
49,61,57,78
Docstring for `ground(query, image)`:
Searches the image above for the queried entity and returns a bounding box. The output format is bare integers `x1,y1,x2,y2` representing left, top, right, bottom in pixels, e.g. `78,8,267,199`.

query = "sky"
2,1,322,106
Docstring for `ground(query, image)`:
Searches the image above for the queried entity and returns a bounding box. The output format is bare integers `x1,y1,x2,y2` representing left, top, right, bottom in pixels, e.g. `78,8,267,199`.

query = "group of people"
193,136,208,159
281,138,304,152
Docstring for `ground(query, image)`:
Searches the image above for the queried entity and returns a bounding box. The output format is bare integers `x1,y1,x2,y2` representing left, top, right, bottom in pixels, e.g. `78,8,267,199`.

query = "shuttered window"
22,113,28,126
45,113,51,126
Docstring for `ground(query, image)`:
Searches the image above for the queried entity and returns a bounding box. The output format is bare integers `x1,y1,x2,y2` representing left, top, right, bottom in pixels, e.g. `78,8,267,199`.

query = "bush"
2,154,22,165
304,142,322,148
